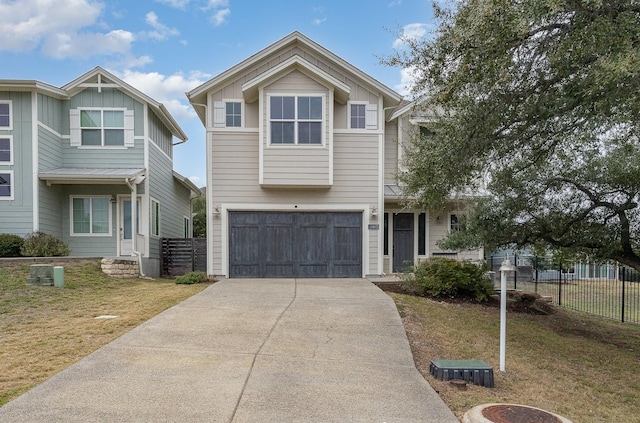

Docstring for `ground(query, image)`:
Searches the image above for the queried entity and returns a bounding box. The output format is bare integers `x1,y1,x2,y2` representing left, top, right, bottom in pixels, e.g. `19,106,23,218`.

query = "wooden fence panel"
160,238,207,277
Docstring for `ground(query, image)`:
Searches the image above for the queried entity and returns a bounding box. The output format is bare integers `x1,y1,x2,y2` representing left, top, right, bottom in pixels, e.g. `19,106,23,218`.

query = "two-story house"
187,32,483,278
0,67,200,277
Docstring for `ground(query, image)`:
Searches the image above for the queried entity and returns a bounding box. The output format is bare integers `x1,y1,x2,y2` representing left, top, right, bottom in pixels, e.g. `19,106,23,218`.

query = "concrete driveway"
0,278,458,422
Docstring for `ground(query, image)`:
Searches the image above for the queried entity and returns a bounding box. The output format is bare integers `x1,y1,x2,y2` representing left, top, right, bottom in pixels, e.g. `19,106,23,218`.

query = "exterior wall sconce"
370,207,378,216
213,205,221,215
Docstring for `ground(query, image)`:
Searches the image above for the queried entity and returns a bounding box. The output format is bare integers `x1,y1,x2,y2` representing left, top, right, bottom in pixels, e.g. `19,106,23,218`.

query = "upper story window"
269,95,323,145
151,199,160,237
350,104,366,129
0,136,12,164
81,110,124,146
70,108,134,148
213,100,242,128
0,101,12,130
0,171,13,200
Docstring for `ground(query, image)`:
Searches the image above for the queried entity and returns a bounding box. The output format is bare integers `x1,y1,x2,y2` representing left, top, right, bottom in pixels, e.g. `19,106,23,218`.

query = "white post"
499,257,515,372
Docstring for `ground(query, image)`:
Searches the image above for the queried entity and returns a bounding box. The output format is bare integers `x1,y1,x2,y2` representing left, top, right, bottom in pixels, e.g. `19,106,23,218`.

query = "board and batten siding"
384,120,398,184
0,91,34,235
149,110,173,159
147,142,191,258
208,129,380,275
38,94,65,135
261,70,331,186
62,88,144,136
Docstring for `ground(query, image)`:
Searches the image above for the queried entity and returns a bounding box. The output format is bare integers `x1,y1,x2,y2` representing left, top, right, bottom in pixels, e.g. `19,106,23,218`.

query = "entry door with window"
120,197,141,256
393,213,414,272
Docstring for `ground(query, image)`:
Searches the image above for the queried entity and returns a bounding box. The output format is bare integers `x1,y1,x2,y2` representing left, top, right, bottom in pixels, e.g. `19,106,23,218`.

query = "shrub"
175,271,209,285
20,232,70,257
0,234,24,257
401,257,494,301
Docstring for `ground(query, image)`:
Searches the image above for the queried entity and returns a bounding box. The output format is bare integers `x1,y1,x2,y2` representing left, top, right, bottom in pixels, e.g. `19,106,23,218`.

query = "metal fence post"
534,255,539,293
514,253,518,290
558,260,563,306
621,267,626,323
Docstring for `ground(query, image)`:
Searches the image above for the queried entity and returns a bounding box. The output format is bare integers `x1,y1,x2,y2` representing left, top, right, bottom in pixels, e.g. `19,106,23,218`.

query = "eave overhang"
39,168,146,186
241,55,351,104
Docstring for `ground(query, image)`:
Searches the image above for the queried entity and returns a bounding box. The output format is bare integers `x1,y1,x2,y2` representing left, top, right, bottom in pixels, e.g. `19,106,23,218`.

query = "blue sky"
0,0,435,187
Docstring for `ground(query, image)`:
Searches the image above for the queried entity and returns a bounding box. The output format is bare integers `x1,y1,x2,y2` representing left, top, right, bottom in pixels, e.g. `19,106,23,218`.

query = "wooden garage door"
228,211,362,278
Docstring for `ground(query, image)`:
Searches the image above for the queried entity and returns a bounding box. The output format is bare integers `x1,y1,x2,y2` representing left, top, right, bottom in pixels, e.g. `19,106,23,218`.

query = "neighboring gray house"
187,32,483,278
0,67,200,276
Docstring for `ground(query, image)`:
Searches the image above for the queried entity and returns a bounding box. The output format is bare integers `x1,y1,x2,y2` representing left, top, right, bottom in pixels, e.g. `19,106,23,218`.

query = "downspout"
125,176,145,277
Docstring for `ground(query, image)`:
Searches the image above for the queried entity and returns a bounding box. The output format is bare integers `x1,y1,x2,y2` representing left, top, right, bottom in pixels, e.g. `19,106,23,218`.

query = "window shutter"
365,104,378,130
213,101,225,128
69,109,81,146
124,110,134,147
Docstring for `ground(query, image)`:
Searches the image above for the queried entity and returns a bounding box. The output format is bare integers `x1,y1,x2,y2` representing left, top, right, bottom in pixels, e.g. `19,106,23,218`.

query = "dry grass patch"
390,293,640,423
0,260,209,406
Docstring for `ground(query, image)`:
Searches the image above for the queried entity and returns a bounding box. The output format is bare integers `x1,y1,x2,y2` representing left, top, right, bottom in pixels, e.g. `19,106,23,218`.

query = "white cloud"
211,8,230,26
205,0,228,8
393,23,430,49
116,69,211,120
395,66,417,97
155,0,191,8
143,11,179,40
389,0,402,6
43,29,136,59
188,175,202,185
0,0,103,53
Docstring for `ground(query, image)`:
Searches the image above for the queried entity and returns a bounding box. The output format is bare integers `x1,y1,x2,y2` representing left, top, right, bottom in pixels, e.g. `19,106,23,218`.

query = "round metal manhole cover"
462,404,573,423
482,404,561,423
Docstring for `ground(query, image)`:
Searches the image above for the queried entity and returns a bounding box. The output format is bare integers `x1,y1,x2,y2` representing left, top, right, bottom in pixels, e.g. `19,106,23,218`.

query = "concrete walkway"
0,278,459,422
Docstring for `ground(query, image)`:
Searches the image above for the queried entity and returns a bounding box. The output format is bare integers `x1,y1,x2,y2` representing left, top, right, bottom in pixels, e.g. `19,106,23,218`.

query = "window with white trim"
269,95,323,145
70,108,134,148
350,103,366,129
213,100,243,128
151,199,160,237
450,213,465,232
0,136,12,164
0,101,11,129
0,171,13,200
71,197,111,235
348,102,378,130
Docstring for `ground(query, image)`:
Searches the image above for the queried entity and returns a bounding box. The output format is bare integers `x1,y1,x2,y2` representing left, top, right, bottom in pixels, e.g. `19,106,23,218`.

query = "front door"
393,213,414,272
119,197,140,256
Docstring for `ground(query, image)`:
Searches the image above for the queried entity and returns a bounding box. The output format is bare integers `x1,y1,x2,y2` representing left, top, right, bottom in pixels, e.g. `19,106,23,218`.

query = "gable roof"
186,31,403,124
63,67,188,142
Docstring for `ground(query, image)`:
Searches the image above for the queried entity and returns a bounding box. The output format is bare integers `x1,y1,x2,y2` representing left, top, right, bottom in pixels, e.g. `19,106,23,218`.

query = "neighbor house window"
71,197,111,235
0,171,13,200
0,136,12,164
81,109,125,146
270,95,322,145
0,101,11,129
450,214,464,232
350,103,366,129
151,199,160,237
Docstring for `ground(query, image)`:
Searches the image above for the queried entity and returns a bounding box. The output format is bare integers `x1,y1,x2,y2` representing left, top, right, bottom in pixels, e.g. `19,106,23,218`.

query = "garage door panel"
229,211,362,278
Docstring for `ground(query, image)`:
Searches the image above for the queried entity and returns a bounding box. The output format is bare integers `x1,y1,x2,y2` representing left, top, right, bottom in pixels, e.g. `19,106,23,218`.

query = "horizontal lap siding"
209,130,379,275
62,140,144,167
149,143,191,259
384,120,398,184
0,91,33,235
38,124,64,237
263,148,330,186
